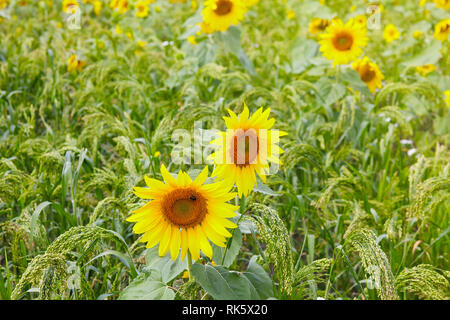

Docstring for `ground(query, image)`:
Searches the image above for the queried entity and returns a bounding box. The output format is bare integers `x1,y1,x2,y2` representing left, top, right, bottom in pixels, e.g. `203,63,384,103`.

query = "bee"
190,195,197,201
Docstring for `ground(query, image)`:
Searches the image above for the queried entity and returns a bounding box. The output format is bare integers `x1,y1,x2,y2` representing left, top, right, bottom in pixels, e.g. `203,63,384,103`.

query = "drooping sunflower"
433,19,450,41
319,18,368,66
352,56,384,93
208,105,287,198
202,0,247,32
383,24,400,43
128,165,239,261
308,17,330,34
416,64,436,77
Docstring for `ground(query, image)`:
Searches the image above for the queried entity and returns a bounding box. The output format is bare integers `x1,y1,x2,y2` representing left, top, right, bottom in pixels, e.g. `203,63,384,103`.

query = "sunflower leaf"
118,271,175,300
191,257,273,300
145,246,188,283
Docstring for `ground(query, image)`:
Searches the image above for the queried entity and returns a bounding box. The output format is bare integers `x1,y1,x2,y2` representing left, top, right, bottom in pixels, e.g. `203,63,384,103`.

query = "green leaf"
215,26,242,57
339,67,372,96
145,246,188,283
288,38,319,74
191,257,273,300
119,272,175,300
30,201,52,247
402,40,442,68
212,228,242,267
316,78,346,106
255,177,280,196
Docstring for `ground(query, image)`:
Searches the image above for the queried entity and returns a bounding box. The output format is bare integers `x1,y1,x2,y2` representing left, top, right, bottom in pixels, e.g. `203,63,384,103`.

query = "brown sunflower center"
229,129,259,167
360,65,376,82
319,20,330,31
214,0,233,16
332,32,354,51
162,188,207,228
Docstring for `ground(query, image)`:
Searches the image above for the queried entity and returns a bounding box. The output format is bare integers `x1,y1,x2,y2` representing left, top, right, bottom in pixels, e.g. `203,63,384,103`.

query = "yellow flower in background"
433,19,450,41
413,30,423,39
62,0,79,13
192,0,197,9
286,9,296,20
354,14,367,28
153,151,161,158
187,35,197,45
135,0,149,17
383,24,400,43
444,90,450,106
416,64,436,76
94,0,102,15
137,40,147,48
319,18,368,66
56,22,63,28
0,0,9,9
209,105,287,198
67,54,86,72
110,0,128,13
433,0,450,9
352,56,384,93
197,21,215,34
202,0,247,32
115,24,123,34
420,0,427,6
308,18,330,34
128,165,238,261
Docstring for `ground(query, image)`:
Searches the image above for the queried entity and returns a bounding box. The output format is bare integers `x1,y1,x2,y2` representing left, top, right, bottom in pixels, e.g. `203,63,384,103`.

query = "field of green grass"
0,0,449,300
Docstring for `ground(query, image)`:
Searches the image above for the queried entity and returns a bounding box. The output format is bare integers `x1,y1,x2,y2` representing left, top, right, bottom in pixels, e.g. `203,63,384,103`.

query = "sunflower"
308,18,330,34
416,64,436,77
0,0,9,9
434,0,450,9
383,24,400,43
352,57,384,93
135,0,149,18
128,165,239,261
354,14,367,28
433,19,450,41
201,0,247,32
445,90,450,107
208,105,287,198
94,0,102,15
67,54,86,72
62,0,79,13
319,18,368,66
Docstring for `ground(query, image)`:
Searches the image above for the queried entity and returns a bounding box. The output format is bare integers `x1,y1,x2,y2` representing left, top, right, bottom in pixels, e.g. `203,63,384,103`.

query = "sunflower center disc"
360,66,376,82
333,32,354,51
215,0,233,16
229,129,259,167
162,188,207,228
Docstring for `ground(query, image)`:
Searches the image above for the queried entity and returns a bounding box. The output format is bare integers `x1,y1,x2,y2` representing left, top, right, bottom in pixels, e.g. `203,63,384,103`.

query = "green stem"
221,195,246,265
187,251,193,280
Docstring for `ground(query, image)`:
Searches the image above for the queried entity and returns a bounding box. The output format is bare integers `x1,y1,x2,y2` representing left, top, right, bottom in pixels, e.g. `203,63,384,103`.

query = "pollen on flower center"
333,32,354,51
162,188,207,228
229,129,259,167
214,0,233,15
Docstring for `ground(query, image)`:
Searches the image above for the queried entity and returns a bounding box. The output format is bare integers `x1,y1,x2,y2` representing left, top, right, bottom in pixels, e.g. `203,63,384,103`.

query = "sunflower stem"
187,251,193,280
221,195,246,265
